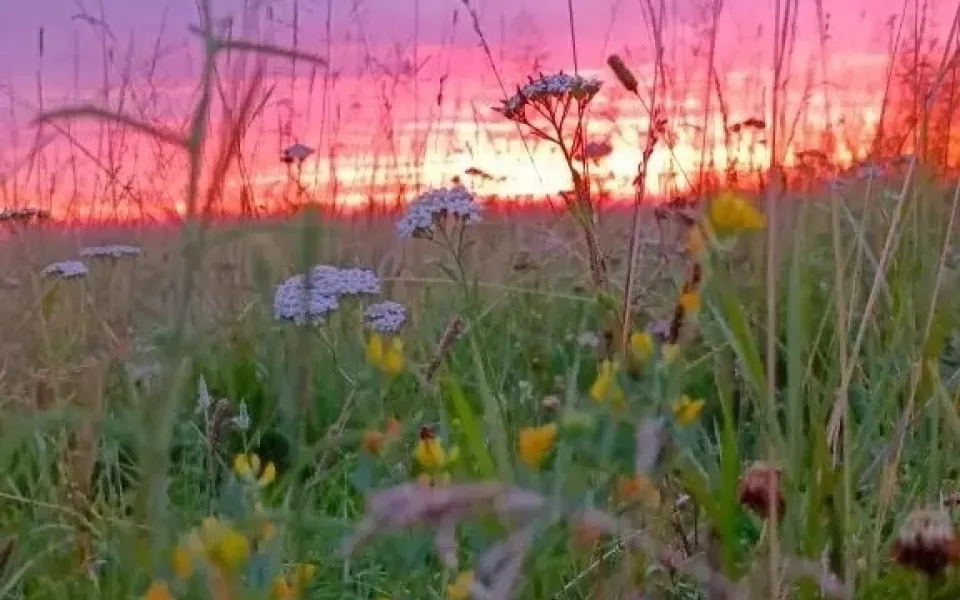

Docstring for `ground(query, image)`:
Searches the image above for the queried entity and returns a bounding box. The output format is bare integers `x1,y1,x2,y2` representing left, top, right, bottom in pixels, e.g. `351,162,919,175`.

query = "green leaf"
446,378,496,479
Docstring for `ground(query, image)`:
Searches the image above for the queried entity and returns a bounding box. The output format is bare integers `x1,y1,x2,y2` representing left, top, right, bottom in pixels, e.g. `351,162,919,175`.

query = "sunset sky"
0,0,956,219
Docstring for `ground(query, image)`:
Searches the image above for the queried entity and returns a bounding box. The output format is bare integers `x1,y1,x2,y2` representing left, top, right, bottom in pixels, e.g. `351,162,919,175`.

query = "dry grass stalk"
605,52,668,355
55,357,108,572
424,316,466,383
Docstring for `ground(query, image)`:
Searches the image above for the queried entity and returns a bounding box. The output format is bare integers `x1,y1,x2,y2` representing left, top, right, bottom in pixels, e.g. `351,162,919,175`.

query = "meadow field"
2,1,960,599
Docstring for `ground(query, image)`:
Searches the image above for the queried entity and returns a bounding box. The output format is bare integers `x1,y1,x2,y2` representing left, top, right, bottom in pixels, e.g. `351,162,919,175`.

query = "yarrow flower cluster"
396,185,482,239
364,301,407,334
79,244,142,259
41,260,88,279
273,265,381,324
273,274,340,325
307,265,381,296
281,142,315,164
496,72,602,122
0,207,51,223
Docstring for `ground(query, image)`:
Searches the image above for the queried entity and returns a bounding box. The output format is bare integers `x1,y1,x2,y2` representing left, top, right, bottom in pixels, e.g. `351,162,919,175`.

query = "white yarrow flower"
498,72,602,121
396,185,482,239
273,265,381,324
41,260,88,279
364,301,407,333
273,274,340,325
80,244,141,259
282,143,315,164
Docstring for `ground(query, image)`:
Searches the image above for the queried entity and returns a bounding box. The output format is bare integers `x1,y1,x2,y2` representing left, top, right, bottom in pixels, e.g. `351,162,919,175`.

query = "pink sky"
0,0,956,219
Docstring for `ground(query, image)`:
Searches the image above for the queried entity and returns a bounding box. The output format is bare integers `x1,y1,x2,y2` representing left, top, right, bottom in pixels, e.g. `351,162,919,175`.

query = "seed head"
739,461,785,519
893,508,960,577
281,142,314,164
607,54,638,93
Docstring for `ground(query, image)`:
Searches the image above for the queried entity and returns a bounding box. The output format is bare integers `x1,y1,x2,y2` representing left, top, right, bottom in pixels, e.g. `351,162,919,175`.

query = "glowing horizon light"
1,0,957,223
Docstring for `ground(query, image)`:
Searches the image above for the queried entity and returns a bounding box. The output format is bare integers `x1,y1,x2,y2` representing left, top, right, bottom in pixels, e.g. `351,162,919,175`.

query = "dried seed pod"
607,54,638,94
739,461,785,519
893,508,960,577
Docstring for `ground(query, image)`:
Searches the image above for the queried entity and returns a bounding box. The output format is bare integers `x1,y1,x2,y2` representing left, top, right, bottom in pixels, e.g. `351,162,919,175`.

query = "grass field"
1,168,959,600
3,1,960,598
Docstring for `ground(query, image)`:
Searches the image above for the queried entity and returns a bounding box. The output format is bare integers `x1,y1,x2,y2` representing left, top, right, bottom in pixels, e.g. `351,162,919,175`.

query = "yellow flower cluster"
629,331,654,363
589,359,625,406
233,453,277,488
672,395,704,425
446,570,475,600
143,580,174,600
616,474,661,510
271,563,318,599
708,190,766,234
517,423,557,469
414,428,459,486
362,417,403,457
366,333,406,376
173,516,252,579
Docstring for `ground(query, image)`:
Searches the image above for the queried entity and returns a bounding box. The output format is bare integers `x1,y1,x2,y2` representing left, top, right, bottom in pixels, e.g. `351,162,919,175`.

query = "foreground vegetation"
2,1,960,597
0,165,959,600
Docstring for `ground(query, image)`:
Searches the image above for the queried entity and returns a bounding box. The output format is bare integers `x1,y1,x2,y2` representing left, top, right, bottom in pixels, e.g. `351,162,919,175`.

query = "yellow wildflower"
362,430,387,456
517,423,558,469
385,417,403,438
198,517,251,573
365,333,385,367
233,453,277,488
447,570,475,600
662,344,681,364
616,474,662,509
415,437,447,471
144,580,175,600
254,502,277,544
367,333,405,376
678,291,701,315
271,576,296,600
686,225,707,256
590,360,625,406
211,527,250,572
292,563,318,586
708,190,766,234
172,544,193,579
629,331,654,363
382,337,406,376
672,395,704,426
571,518,605,551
